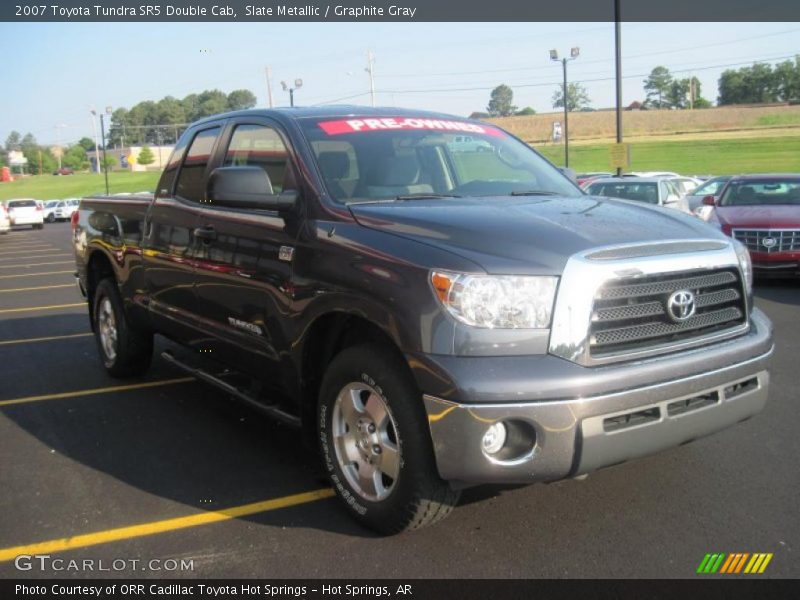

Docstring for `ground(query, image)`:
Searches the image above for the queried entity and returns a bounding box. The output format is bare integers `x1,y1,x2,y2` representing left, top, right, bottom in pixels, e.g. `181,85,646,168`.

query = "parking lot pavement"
0,222,798,579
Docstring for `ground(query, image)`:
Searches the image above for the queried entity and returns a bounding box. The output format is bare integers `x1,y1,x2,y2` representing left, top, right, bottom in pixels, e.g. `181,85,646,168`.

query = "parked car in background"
447,135,493,153
712,174,800,277
6,199,44,229
666,176,703,196
0,202,10,234
576,172,612,186
624,171,680,178
685,176,733,219
43,199,77,222
585,177,688,212
52,167,74,176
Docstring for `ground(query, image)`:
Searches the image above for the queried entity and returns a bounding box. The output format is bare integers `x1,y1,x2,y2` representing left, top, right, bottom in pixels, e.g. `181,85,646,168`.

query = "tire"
47,214,55,223
34,223,44,230
92,278,153,377
318,343,459,534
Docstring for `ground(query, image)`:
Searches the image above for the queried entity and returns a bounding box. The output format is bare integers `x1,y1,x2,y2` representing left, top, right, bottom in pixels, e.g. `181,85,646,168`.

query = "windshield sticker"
317,118,504,137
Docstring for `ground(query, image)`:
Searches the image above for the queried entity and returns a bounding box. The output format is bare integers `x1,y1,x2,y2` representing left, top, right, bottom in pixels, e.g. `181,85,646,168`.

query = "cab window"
175,127,221,203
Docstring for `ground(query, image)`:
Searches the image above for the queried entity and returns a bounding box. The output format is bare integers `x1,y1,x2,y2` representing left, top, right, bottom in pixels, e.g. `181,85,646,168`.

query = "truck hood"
715,205,800,229
348,195,724,274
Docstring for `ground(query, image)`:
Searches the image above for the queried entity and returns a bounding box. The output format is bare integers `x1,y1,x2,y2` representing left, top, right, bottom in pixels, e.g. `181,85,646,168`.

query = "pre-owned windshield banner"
2,0,798,21
317,118,505,136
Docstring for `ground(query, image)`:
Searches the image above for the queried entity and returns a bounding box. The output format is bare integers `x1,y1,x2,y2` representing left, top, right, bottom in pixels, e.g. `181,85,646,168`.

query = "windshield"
299,116,581,203
587,181,659,204
693,177,730,197
719,179,800,206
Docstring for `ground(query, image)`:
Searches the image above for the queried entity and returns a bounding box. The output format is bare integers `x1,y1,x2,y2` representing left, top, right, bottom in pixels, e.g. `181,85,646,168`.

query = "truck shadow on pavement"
753,279,800,307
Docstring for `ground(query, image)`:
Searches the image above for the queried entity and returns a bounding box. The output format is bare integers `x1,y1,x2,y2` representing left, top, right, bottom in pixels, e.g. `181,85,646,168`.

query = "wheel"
318,344,459,534
92,278,153,377
33,223,44,230
47,214,55,223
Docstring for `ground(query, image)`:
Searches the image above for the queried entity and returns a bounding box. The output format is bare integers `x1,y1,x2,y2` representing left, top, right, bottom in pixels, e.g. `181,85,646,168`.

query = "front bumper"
421,309,773,485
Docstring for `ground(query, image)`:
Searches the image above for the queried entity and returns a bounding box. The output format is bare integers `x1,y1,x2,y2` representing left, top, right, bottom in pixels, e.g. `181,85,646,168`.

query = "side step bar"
161,351,301,428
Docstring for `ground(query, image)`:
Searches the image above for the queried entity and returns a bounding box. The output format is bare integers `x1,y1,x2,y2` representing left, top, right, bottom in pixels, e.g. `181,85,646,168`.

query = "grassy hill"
537,135,800,174
0,171,160,202
490,104,800,144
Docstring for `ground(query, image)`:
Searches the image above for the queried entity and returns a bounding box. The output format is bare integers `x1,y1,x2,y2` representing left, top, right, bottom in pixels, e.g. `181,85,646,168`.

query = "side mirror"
207,166,298,213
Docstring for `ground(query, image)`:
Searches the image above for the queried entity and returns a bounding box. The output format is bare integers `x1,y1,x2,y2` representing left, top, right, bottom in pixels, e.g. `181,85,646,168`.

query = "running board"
161,351,301,428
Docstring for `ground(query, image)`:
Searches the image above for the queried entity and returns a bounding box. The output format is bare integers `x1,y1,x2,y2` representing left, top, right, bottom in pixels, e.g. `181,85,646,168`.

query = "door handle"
194,226,217,242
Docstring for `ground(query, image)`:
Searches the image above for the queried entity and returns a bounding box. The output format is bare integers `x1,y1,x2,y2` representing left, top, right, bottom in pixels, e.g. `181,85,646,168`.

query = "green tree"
516,106,537,116
101,155,117,170
666,78,706,109
62,145,87,170
196,90,229,118
487,85,517,117
78,137,95,151
227,89,257,111
137,145,155,166
773,56,800,102
718,62,781,105
644,66,673,108
552,82,591,111
5,131,21,152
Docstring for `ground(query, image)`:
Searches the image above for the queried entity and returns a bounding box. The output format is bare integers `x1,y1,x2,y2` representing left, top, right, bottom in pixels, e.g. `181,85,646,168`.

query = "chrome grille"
589,268,746,357
733,229,800,253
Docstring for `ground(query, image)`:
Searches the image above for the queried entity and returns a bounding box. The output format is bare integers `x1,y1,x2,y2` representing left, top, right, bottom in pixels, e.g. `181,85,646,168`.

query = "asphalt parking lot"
0,222,798,579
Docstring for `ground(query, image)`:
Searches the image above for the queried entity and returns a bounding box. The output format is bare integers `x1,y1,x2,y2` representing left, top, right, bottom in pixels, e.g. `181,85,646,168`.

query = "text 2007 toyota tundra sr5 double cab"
73,108,773,534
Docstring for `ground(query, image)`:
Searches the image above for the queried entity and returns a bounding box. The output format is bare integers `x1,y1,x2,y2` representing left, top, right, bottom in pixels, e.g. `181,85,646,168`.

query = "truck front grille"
589,268,747,357
733,229,800,253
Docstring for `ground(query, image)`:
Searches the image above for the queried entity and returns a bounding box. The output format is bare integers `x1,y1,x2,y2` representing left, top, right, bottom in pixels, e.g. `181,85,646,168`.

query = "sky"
0,21,798,146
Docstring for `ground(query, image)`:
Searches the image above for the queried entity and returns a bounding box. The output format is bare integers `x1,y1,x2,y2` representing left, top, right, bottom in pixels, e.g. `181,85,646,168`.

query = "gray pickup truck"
73,107,773,534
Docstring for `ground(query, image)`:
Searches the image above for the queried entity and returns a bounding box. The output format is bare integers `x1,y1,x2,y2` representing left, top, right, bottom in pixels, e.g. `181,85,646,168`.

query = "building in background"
87,145,174,172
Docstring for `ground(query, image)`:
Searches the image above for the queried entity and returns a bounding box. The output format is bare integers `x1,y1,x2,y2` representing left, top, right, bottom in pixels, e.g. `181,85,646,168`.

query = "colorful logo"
697,553,773,574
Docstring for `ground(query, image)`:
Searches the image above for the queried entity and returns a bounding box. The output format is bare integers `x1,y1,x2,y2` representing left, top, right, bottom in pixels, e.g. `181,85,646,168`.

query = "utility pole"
550,47,580,168
365,50,376,107
265,66,274,108
614,0,623,176
689,76,695,110
55,124,66,170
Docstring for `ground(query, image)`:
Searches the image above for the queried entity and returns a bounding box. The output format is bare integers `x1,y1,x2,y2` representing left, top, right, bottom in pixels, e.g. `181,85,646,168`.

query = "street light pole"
550,47,580,168
90,109,101,174
281,79,303,107
99,114,109,195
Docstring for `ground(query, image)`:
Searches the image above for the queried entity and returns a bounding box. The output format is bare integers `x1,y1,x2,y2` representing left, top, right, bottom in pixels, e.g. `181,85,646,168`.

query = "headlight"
732,239,753,294
431,271,558,329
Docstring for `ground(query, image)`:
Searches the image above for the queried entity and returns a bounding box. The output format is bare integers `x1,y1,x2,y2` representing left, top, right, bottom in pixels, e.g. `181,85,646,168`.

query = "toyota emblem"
762,236,777,249
667,290,696,322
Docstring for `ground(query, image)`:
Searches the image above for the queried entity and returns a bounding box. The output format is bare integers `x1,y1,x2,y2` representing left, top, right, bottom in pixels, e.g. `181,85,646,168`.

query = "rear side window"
175,127,221,203
224,124,289,193
8,200,36,208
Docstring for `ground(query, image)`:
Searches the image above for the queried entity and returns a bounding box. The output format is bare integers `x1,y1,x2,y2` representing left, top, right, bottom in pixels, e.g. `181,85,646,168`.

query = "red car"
708,174,800,277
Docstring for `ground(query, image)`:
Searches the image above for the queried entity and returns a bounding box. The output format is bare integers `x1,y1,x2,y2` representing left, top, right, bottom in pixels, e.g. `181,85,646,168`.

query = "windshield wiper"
509,190,560,196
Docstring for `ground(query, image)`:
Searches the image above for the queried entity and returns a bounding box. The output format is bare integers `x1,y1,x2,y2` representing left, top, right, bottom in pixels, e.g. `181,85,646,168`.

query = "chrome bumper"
422,313,773,485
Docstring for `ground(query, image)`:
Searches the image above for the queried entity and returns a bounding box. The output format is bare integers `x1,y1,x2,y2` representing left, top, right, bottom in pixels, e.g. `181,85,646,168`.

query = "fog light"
482,422,507,455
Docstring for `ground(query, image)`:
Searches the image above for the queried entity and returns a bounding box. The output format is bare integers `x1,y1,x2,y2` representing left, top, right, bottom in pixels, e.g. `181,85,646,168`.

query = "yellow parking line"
0,377,195,407
0,261,74,269
0,488,334,562
0,284,74,293
0,302,85,315
0,254,70,262
0,249,62,256
0,270,73,279
0,333,93,346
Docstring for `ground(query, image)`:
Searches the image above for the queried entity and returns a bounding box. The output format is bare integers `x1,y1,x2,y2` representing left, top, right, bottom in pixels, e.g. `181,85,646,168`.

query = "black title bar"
2,0,799,22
